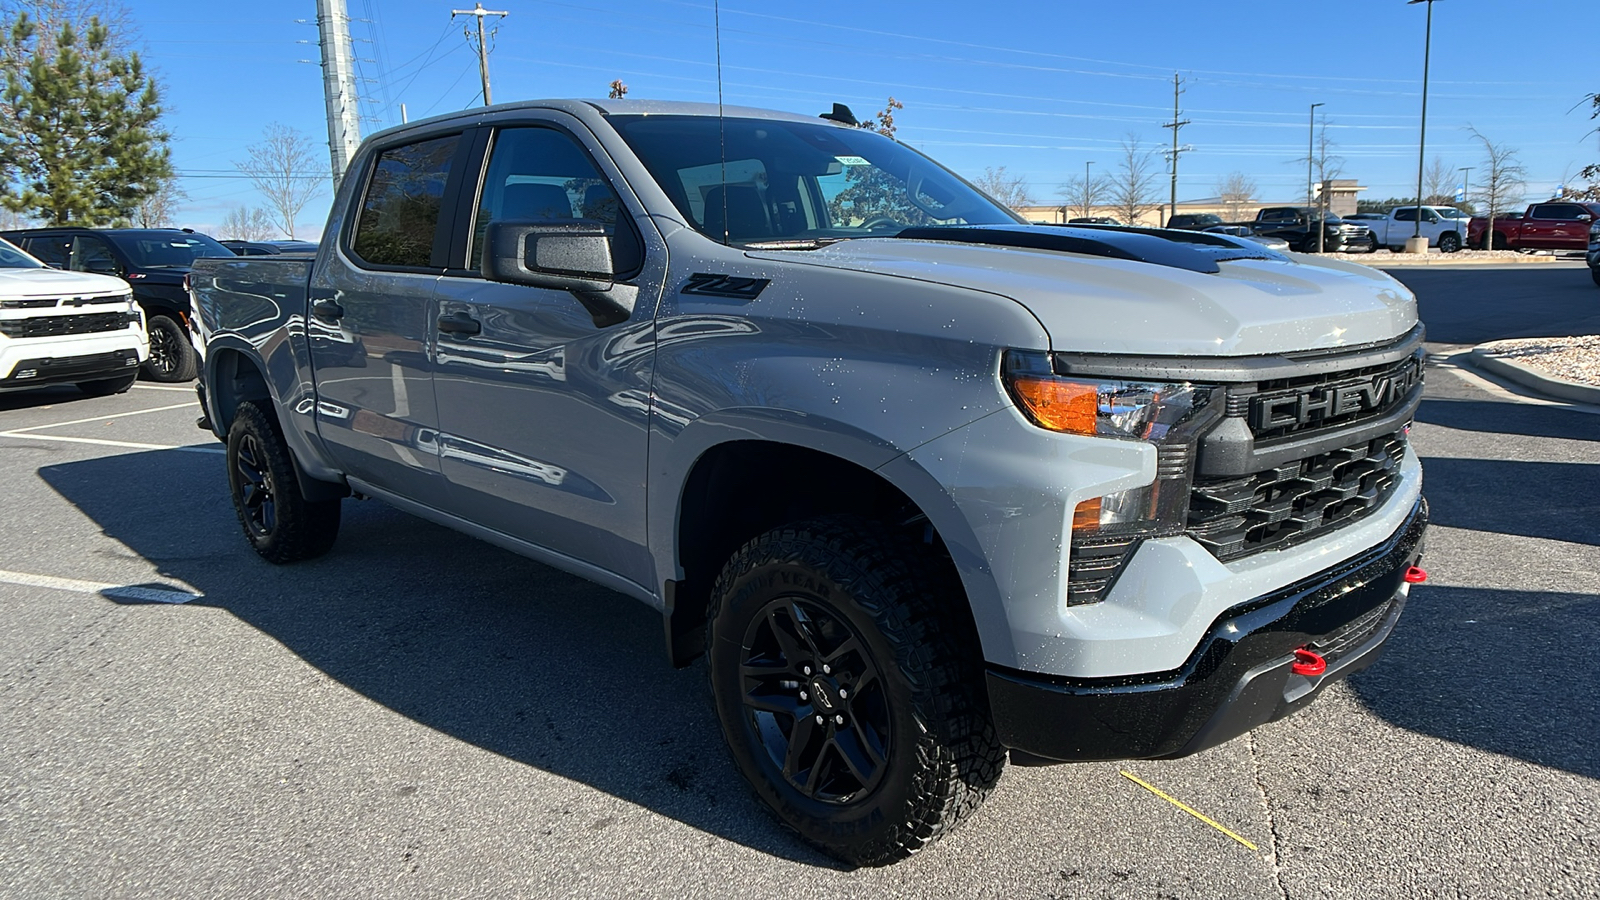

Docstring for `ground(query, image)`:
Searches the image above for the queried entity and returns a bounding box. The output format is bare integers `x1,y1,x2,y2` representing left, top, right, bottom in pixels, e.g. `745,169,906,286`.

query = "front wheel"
1439,232,1462,254
707,517,1005,866
226,401,340,563
1365,234,1381,253
1590,266,1600,288
142,314,198,382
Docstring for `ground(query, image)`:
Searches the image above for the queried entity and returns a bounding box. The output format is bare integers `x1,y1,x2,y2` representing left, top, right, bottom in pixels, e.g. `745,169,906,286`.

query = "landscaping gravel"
1479,334,1600,386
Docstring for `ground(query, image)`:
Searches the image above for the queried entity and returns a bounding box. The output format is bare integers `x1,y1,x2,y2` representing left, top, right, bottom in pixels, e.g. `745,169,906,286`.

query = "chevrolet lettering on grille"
1250,358,1422,430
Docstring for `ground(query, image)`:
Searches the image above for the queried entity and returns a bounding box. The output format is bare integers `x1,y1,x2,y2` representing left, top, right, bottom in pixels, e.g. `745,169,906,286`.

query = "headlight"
1003,352,1211,442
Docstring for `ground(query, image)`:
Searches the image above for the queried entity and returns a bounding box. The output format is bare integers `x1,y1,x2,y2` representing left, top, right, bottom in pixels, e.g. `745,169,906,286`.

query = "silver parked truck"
190,99,1427,865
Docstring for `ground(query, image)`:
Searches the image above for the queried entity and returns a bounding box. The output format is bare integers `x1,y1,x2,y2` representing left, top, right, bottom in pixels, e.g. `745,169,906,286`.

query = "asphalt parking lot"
2,264,1597,899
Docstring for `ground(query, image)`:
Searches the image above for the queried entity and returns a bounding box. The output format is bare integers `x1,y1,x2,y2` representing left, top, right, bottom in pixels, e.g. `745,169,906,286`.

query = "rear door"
309,128,475,508
427,115,663,590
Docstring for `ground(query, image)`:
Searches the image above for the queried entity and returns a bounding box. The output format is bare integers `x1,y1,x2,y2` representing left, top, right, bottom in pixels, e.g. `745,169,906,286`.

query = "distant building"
1018,179,1366,227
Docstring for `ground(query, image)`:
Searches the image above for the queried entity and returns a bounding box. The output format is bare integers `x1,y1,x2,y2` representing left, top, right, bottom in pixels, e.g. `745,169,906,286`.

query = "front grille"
1187,431,1406,561
0,312,134,339
1240,352,1423,443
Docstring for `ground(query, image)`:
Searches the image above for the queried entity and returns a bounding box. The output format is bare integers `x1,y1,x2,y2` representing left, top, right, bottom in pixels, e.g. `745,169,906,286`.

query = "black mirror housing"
481,219,634,327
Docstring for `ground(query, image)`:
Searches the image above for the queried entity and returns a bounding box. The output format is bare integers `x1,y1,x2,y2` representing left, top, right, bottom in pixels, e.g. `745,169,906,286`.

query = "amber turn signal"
1008,376,1098,435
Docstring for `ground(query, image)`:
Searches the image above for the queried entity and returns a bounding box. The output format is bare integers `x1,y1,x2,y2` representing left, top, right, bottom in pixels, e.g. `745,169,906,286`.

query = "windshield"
609,114,1018,246
0,238,43,269
1437,207,1469,218
105,232,234,268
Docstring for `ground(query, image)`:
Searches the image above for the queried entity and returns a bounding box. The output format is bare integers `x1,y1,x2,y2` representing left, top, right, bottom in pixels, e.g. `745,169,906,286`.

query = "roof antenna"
714,0,728,246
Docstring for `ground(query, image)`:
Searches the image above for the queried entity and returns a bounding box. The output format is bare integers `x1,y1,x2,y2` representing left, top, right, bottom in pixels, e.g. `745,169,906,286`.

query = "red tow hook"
1404,566,1428,584
1291,648,1327,677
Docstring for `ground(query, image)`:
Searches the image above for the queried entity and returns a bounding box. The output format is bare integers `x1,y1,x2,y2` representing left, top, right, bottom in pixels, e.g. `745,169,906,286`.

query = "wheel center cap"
810,679,837,710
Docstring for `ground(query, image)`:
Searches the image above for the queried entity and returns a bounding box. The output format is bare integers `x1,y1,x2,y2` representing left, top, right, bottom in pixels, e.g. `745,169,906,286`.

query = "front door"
309,130,470,508
429,121,660,590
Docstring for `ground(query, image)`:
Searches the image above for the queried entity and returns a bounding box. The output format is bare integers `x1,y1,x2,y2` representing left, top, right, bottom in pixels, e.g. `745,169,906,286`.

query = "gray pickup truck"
190,99,1427,865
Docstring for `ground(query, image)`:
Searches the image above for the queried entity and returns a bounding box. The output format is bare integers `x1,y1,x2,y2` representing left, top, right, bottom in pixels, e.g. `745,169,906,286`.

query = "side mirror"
482,219,634,327
1578,213,1593,222
85,259,121,275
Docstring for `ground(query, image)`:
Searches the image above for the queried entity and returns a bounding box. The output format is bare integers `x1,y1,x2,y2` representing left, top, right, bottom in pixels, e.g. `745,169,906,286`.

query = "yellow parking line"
1119,770,1259,852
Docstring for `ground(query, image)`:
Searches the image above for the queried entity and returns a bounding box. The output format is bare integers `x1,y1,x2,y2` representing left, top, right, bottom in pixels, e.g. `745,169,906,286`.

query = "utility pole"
315,0,362,185
1162,73,1191,226
453,3,508,106
1306,101,1324,212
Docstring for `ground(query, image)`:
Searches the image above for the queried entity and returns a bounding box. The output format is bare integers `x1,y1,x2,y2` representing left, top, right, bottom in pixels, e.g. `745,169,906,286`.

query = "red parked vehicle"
1468,201,1600,250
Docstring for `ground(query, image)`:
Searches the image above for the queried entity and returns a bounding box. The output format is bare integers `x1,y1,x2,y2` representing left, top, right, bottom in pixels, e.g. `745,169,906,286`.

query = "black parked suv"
2,228,235,381
1165,213,1224,230
1250,207,1373,253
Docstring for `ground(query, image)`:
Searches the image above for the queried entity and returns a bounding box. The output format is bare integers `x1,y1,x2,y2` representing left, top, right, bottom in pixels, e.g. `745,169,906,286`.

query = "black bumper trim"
988,496,1426,762
1,349,140,388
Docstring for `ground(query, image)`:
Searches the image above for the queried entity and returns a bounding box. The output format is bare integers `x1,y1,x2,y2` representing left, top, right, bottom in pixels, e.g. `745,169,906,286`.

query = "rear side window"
25,237,68,267
1393,208,1416,222
352,134,460,268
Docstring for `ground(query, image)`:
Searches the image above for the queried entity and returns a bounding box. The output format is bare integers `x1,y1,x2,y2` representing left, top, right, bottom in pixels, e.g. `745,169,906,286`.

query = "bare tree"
607,78,627,99
973,166,1033,212
1216,171,1258,222
235,123,322,239
133,176,184,227
1109,135,1160,225
217,206,275,241
1057,172,1110,221
1422,155,1457,206
1466,126,1527,248
1575,90,1599,200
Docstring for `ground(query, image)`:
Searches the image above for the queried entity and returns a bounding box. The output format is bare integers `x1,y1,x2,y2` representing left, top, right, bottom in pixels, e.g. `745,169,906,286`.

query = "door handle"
311,298,344,322
437,311,481,336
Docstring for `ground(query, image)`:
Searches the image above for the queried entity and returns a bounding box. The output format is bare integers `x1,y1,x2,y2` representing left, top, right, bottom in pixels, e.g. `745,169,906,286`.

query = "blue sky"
132,0,1599,236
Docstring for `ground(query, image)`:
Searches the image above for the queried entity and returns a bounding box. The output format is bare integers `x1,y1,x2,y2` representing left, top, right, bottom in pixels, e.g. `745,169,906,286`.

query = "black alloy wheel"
142,314,198,382
708,517,1006,866
1439,232,1462,254
1366,234,1381,253
738,597,892,804
226,401,341,563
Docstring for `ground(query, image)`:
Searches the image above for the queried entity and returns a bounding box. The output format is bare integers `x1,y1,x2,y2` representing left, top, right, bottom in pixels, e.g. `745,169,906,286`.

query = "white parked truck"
1364,206,1468,253
0,238,146,396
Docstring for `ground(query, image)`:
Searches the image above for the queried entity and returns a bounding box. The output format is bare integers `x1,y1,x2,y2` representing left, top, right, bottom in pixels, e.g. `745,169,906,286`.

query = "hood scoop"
891,224,1286,275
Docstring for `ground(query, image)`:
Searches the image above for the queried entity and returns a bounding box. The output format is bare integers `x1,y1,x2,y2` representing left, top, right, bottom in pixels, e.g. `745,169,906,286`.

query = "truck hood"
750,233,1417,356
0,267,130,300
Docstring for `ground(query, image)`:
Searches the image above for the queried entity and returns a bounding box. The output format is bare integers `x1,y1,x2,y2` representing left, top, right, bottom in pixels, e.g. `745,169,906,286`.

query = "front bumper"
0,347,141,390
987,497,1426,762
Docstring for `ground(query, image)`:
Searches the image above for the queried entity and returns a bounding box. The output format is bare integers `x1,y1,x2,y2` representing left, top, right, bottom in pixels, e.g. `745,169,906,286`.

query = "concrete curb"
1468,347,1600,406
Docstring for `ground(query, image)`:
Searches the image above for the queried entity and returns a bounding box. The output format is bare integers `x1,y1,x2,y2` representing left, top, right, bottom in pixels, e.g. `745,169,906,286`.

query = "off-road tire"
1591,266,1600,288
76,372,138,396
226,400,340,563
707,516,1006,866
141,313,198,383
1438,232,1462,254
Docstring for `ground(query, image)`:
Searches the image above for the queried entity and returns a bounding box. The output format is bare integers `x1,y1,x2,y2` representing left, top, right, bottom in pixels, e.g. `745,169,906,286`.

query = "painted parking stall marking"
0,568,202,604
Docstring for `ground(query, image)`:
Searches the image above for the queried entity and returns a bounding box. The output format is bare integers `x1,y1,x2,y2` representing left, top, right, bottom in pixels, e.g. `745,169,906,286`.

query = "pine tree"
0,12,172,225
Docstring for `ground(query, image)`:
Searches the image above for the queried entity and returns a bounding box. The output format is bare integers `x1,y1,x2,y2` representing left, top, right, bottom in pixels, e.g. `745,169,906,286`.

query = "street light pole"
1084,160,1094,222
1406,0,1437,252
1459,166,1471,211
1307,102,1324,239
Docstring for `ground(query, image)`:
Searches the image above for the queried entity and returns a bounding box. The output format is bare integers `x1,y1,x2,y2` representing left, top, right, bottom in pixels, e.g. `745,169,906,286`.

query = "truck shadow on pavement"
1414,395,1600,443
1347,583,1599,781
38,448,841,867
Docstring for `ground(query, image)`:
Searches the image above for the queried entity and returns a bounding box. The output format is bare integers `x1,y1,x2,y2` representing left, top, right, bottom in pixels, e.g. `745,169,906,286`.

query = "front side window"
352,134,460,268
469,126,640,274
610,114,1016,246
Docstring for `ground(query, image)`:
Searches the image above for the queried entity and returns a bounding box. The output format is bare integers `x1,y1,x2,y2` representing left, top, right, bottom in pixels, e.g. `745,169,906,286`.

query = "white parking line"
0,568,202,604
0,432,223,454
131,384,198,393
5,401,199,433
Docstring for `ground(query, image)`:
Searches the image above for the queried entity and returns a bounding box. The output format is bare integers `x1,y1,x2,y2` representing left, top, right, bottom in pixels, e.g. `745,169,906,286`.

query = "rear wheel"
1439,232,1462,254
226,400,340,563
76,372,137,396
141,314,198,382
707,517,1005,866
